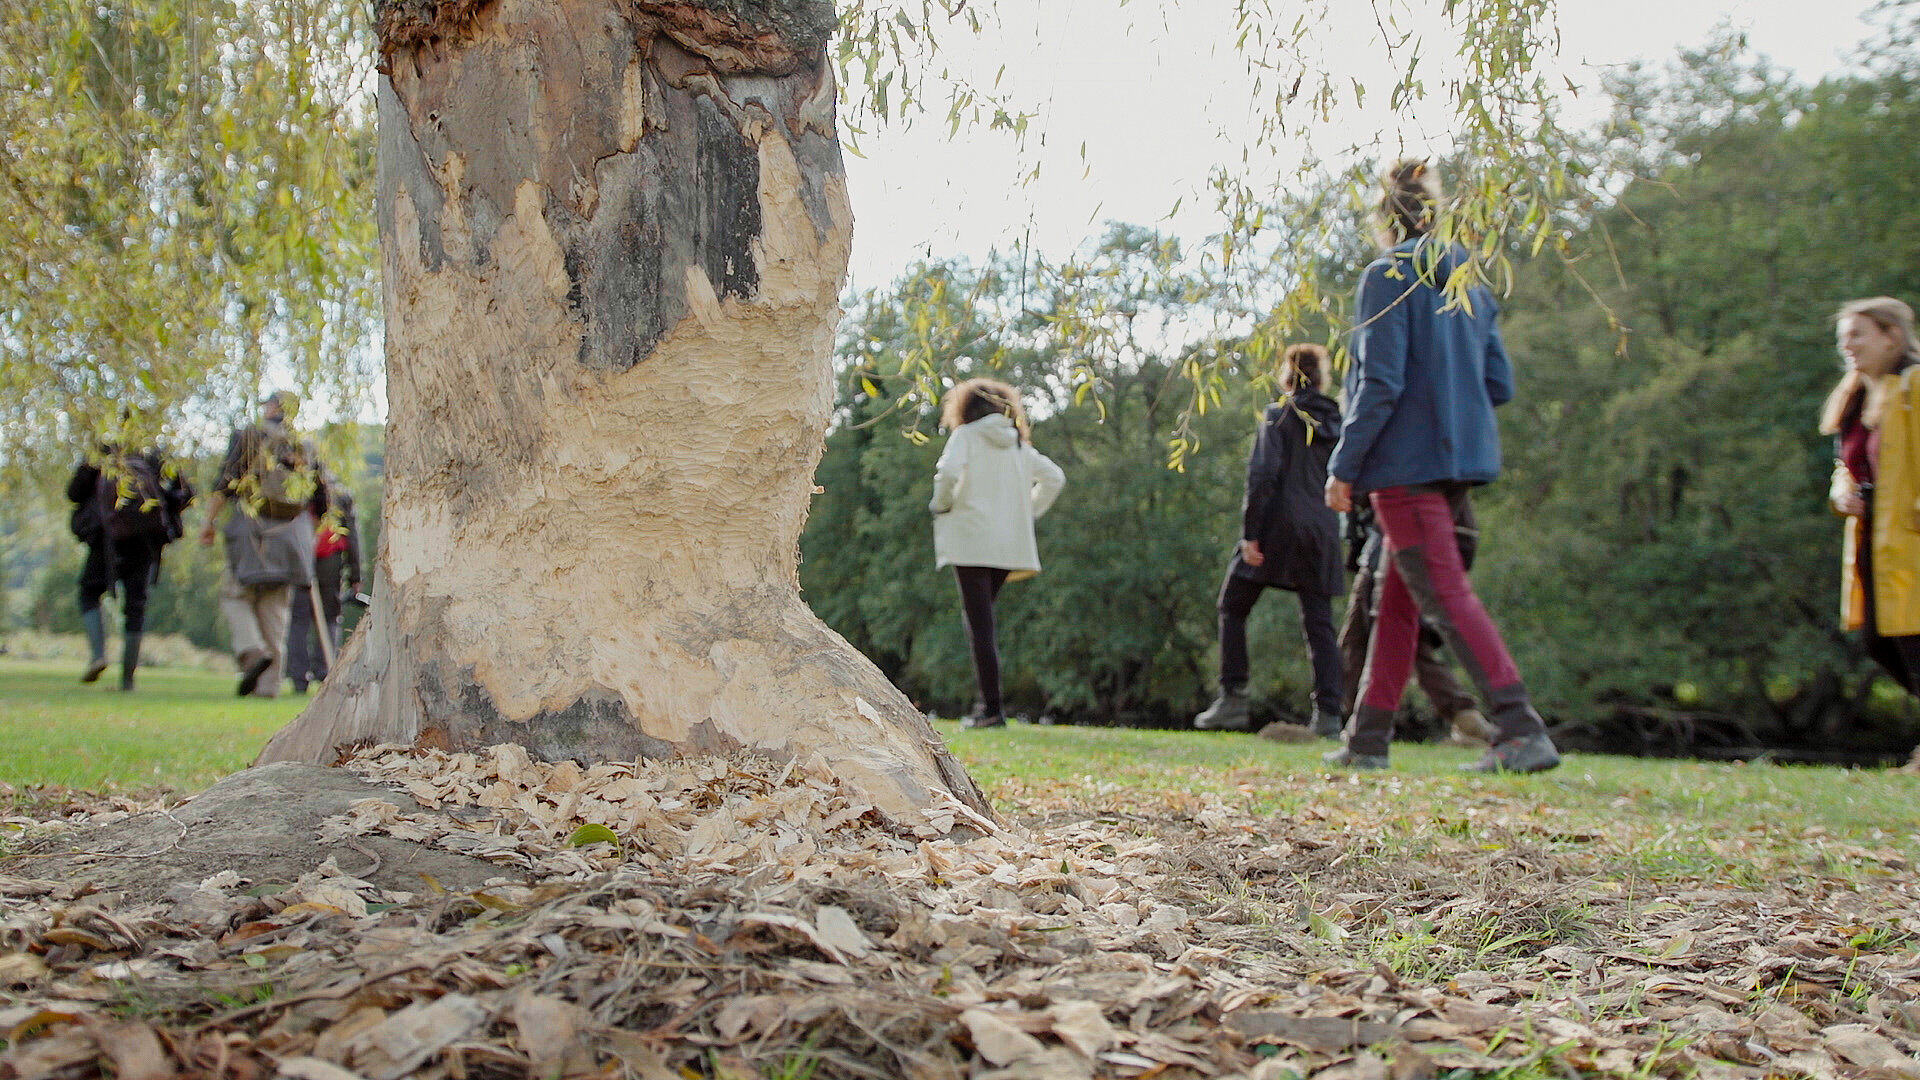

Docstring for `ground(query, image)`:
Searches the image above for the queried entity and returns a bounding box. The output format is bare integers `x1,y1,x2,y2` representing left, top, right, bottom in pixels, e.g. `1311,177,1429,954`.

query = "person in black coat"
1195,344,1345,734
67,447,194,690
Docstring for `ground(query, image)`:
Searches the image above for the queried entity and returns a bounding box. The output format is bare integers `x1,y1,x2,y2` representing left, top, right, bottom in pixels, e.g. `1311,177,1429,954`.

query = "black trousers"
1859,488,1920,690
1217,573,1343,718
287,551,347,686
78,540,157,634
954,566,1011,716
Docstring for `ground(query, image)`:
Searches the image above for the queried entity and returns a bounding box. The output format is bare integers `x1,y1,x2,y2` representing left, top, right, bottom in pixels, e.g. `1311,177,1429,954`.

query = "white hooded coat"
930,413,1066,573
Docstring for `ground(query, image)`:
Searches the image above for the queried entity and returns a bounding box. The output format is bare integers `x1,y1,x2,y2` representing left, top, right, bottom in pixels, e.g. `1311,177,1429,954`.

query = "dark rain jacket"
1227,388,1345,596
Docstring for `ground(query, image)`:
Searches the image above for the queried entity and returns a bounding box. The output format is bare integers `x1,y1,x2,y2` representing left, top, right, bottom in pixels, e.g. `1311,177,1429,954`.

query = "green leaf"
568,823,620,848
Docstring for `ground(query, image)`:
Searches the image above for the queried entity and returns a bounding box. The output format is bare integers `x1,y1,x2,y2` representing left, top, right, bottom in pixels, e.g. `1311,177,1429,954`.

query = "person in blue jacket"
1321,159,1560,773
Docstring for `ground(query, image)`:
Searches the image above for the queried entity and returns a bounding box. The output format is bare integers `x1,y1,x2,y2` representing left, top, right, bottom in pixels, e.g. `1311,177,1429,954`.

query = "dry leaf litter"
0,744,1916,1079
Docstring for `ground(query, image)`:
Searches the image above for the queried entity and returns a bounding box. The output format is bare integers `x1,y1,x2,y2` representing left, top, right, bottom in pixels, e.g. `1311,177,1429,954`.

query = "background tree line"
797,24,1920,758
7,15,1920,758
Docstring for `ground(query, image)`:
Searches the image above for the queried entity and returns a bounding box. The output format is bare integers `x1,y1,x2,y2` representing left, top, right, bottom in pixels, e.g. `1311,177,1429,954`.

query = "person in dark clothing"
1194,343,1345,735
67,448,194,690
287,474,364,693
1336,499,1497,747
1323,159,1560,773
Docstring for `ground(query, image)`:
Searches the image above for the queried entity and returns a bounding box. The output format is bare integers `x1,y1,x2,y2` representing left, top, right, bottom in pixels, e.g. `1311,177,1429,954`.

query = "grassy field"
0,658,305,794
2,654,1915,866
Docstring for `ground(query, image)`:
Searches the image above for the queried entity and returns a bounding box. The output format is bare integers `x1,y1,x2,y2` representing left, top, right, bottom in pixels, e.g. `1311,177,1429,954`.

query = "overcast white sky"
839,0,1882,292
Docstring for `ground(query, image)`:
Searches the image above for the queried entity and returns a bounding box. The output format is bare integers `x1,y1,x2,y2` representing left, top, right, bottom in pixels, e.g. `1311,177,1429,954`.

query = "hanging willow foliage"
831,0,1585,467
0,0,1577,484
0,0,378,482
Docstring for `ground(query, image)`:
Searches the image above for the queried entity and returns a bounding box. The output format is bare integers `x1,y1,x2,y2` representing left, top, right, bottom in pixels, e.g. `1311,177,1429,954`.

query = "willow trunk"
257,0,988,821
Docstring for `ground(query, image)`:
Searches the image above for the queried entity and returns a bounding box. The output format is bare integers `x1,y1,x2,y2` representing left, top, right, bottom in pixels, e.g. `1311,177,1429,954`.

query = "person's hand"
1325,477,1353,513
1240,539,1265,566
1834,490,1865,517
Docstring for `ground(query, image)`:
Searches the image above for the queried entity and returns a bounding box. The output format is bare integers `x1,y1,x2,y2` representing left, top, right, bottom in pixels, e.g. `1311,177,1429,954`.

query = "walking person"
67,444,194,690
1821,297,1920,728
286,472,364,693
1323,159,1560,773
197,391,321,698
1194,344,1346,736
1337,500,1497,747
930,378,1066,729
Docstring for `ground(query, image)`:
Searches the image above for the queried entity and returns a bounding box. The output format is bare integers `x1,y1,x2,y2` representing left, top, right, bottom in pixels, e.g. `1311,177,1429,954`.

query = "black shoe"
237,651,273,697
82,658,109,684
961,707,1007,729
1462,734,1561,774
1311,709,1344,740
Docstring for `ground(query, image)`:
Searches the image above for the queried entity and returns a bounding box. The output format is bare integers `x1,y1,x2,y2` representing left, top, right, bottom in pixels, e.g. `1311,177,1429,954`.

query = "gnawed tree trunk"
258,0,988,821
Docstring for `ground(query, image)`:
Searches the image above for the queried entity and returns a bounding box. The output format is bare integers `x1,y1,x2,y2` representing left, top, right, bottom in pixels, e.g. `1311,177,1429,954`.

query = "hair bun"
1386,158,1431,193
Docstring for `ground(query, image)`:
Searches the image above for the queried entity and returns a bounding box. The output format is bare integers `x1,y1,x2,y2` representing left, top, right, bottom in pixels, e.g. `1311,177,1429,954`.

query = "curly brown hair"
1282,343,1332,393
940,378,1030,442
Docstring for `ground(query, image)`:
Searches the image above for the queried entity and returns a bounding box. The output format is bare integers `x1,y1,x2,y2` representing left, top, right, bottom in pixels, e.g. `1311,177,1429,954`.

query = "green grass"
0,654,1914,870
0,658,303,794
938,718,1920,864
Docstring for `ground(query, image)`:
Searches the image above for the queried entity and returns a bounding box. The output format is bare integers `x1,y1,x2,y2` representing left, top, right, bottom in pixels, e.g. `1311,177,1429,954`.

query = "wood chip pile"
0,745,1917,1079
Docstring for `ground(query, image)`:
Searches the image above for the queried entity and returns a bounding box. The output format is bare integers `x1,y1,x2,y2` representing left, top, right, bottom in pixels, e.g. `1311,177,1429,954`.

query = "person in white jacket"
930,379,1067,729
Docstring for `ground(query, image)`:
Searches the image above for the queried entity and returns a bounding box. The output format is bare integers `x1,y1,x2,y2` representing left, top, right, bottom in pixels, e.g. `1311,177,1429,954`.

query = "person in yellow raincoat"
1820,297,1920,710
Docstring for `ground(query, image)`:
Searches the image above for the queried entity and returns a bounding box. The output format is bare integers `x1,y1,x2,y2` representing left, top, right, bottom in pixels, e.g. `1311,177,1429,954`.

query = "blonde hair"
1282,343,1332,393
1377,158,1440,246
1819,297,1920,434
940,378,1029,442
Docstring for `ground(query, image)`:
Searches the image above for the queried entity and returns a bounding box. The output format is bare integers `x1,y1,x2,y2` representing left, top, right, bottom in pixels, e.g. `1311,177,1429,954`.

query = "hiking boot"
1462,733,1562,774
1442,708,1495,748
82,657,109,684
1322,745,1390,770
1194,687,1251,731
237,649,273,697
1311,709,1345,740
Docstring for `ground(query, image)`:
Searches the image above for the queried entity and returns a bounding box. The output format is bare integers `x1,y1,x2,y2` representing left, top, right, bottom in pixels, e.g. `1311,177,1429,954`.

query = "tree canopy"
801,12,1920,757
0,0,379,480
0,0,1583,481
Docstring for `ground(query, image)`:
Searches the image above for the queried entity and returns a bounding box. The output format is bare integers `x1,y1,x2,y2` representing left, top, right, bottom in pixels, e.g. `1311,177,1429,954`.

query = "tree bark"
258,0,989,821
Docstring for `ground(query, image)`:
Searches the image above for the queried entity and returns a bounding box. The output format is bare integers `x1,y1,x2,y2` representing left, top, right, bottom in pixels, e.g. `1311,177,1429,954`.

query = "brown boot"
1442,708,1496,748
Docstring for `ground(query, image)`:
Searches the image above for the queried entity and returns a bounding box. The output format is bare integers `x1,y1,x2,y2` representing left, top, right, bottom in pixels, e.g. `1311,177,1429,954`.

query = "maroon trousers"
1348,484,1545,756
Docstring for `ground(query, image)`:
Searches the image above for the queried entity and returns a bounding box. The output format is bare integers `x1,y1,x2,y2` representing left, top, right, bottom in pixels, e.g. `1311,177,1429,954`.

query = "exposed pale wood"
259,0,989,821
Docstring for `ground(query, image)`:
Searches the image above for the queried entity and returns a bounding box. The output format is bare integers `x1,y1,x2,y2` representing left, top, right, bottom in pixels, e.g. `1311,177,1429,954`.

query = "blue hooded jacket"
1327,239,1514,493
